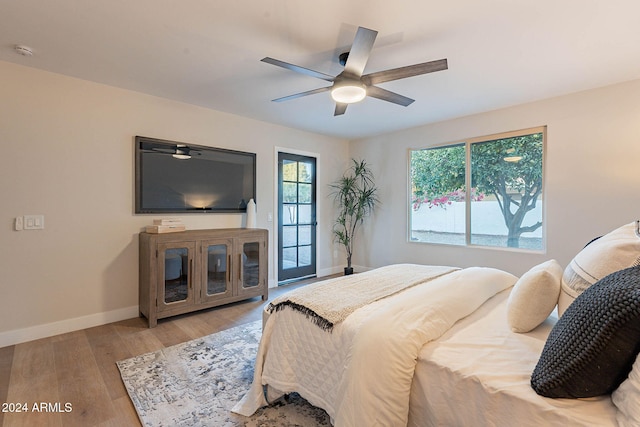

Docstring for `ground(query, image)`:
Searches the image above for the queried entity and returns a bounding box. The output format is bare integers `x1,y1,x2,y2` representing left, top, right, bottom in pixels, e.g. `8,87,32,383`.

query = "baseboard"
1,265,376,347
351,264,373,273
322,264,373,275
0,305,140,348
317,266,344,277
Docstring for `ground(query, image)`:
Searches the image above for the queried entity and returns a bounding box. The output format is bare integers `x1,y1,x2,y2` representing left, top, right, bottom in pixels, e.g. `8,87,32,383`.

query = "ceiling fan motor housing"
339,52,350,66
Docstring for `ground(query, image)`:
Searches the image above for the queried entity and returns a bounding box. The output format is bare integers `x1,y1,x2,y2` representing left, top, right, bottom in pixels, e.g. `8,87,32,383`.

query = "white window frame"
408,126,547,252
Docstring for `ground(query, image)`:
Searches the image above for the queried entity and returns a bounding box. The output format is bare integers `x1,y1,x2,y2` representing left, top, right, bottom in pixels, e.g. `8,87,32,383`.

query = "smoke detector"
14,45,33,57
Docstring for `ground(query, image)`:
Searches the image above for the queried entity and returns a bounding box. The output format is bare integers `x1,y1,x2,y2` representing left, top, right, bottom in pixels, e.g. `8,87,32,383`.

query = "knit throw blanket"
267,264,459,331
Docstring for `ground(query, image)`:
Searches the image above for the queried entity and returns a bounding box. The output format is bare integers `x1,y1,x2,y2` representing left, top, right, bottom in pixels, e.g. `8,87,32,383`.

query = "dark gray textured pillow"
531,265,640,398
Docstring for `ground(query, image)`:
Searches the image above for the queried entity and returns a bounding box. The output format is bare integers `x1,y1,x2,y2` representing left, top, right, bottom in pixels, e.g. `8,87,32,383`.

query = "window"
409,127,545,250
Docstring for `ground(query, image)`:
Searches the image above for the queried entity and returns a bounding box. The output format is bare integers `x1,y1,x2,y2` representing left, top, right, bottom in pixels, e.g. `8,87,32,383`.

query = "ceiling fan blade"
366,86,415,107
334,103,348,116
363,59,448,85
343,27,378,77
261,57,334,82
272,86,332,102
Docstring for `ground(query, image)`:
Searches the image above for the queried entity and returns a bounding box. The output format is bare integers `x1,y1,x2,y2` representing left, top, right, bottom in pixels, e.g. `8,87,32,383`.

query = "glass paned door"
278,152,317,282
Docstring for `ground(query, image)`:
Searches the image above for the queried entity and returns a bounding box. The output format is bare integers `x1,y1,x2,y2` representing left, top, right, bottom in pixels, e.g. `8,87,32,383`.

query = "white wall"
4,58,640,347
0,61,348,346
350,78,640,276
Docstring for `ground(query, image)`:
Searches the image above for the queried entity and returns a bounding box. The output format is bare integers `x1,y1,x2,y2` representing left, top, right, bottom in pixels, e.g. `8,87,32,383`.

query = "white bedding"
409,287,619,427
233,265,517,426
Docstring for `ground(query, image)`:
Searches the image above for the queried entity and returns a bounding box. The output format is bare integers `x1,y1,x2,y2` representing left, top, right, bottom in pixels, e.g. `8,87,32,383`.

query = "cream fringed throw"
267,264,459,331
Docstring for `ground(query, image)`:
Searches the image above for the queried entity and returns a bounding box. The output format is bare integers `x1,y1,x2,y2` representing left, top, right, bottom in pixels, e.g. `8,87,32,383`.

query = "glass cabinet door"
202,239,233,302
241,241,261,288
158,242,195,311
237,236,264,297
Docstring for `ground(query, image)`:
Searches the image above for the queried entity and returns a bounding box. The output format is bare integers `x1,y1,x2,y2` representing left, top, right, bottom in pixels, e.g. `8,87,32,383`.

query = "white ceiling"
2,0,640,139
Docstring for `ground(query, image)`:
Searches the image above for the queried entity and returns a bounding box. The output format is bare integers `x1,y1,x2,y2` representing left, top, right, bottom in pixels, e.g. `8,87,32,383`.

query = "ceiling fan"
262,26,448,116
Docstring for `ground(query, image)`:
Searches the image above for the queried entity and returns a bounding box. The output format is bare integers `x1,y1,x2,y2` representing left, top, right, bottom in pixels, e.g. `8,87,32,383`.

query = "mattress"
408,288,619,427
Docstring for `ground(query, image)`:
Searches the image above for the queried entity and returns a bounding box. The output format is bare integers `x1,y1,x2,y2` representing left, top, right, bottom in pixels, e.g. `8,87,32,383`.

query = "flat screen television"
135,136,256,214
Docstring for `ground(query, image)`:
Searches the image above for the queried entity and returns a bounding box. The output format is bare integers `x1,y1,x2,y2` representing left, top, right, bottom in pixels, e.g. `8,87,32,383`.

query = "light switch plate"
24,215,44,230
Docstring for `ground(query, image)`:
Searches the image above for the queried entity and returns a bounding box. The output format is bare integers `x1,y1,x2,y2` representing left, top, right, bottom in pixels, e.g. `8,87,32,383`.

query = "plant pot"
344,267,354,276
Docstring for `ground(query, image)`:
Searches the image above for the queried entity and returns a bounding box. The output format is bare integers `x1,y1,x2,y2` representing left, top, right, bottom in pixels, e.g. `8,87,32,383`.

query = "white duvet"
233,265,517,426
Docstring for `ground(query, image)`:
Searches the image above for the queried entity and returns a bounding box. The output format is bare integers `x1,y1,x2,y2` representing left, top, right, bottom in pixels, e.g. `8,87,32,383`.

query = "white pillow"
612,353,640,427
507,259,562,333
558,221,640,316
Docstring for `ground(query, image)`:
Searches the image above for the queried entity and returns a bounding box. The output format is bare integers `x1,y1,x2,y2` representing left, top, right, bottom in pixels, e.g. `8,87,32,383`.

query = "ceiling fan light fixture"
503,155,523,163
331,82,367,104
172,145,191,160
503,148,522,162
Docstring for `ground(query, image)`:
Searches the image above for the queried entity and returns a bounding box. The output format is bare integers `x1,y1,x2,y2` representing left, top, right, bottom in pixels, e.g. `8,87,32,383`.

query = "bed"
408,288,617,426
233,221,640,427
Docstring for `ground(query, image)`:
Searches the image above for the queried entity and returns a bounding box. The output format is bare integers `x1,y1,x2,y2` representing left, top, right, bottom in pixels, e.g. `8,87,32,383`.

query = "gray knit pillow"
531,265,640,398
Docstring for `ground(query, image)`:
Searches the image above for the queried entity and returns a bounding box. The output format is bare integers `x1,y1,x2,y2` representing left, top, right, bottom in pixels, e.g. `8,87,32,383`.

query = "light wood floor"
0,278,322,427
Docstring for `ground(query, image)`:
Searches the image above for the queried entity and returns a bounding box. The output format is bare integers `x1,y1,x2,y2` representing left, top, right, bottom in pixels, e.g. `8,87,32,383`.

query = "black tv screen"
135,136,256,213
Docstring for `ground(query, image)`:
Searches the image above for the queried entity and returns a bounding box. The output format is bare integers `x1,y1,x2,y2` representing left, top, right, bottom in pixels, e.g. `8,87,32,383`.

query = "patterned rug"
117,321,331,427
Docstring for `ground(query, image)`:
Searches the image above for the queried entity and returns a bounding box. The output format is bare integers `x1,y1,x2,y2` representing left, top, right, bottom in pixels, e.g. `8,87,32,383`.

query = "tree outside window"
410,128,545,250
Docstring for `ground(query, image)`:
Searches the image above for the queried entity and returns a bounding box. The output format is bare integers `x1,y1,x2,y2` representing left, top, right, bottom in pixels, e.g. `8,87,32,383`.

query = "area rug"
117,321,331,427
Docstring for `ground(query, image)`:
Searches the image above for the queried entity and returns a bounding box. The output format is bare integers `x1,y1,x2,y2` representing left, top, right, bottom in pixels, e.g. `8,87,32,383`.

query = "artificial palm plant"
330,159,379,275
